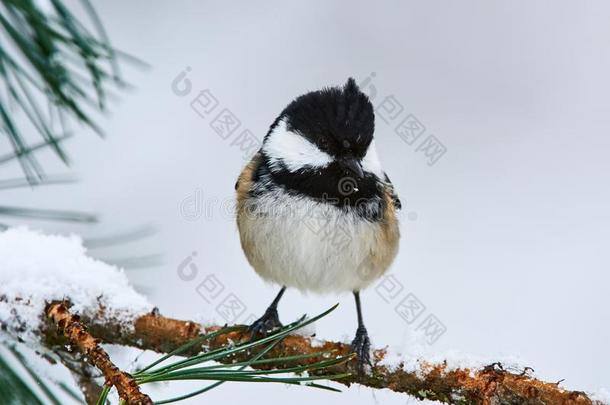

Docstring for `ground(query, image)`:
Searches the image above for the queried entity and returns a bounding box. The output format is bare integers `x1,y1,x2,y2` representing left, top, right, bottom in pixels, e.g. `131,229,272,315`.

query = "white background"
4,1,610,403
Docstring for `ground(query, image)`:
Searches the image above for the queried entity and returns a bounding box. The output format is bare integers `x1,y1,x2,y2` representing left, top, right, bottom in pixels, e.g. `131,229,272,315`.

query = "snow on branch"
0,227,152,346
1,228,608,405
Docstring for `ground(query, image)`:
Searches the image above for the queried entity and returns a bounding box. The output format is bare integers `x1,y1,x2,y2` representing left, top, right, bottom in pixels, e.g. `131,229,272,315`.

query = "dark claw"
350,325,372,376
248,307,282,337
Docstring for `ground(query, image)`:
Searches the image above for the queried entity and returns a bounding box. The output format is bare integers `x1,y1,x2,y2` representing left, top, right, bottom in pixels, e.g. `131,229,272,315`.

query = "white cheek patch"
263,119,333,172
361,140,385,178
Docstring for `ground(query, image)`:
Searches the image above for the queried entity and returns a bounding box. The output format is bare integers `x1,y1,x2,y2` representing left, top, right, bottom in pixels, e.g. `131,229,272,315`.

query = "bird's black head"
280,78,375,161
259,78,387,217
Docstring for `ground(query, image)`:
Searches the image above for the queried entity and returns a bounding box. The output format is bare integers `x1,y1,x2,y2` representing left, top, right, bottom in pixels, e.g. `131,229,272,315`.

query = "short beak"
340,158,364,179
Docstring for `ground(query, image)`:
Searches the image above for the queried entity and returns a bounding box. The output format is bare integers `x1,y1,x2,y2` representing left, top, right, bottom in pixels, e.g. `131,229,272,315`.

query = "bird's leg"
248,286,286,336
350,290,372,376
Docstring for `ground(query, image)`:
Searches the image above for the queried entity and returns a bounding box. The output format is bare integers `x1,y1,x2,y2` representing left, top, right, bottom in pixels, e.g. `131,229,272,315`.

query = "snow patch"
0,227,152,347
378,329,525,377
292,317,316,337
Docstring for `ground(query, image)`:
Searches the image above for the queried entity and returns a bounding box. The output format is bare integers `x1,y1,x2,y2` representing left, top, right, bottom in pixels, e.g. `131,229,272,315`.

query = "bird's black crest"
274,77,375,158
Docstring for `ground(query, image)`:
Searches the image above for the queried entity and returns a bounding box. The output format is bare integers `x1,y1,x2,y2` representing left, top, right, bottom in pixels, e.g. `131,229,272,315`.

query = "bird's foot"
350,325,372,376
248,307,282,337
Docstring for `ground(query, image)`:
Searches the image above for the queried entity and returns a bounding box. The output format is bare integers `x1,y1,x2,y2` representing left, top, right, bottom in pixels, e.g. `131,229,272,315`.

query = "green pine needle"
96,386,110,405
98,305,350,404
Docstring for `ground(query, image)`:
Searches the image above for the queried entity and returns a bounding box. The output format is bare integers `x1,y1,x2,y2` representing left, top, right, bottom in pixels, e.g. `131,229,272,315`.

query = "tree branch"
42,308,605,405
46,302,152,405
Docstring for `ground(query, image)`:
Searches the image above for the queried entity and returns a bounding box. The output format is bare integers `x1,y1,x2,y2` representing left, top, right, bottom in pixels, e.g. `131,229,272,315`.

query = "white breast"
237,190,397,294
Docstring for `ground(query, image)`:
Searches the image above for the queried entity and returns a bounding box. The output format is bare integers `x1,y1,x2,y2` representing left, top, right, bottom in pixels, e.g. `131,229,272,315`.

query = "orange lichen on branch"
203,327,602,404
46,302,153,405
132,309,202,353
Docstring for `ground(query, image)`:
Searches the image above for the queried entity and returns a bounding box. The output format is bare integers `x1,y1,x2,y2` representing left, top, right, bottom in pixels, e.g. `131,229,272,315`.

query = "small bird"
235,78,400,372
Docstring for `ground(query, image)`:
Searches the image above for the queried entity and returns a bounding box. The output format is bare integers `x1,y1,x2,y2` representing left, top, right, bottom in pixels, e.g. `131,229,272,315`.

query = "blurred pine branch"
0,345,68,404
0,1,144,403
0,0,144,184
